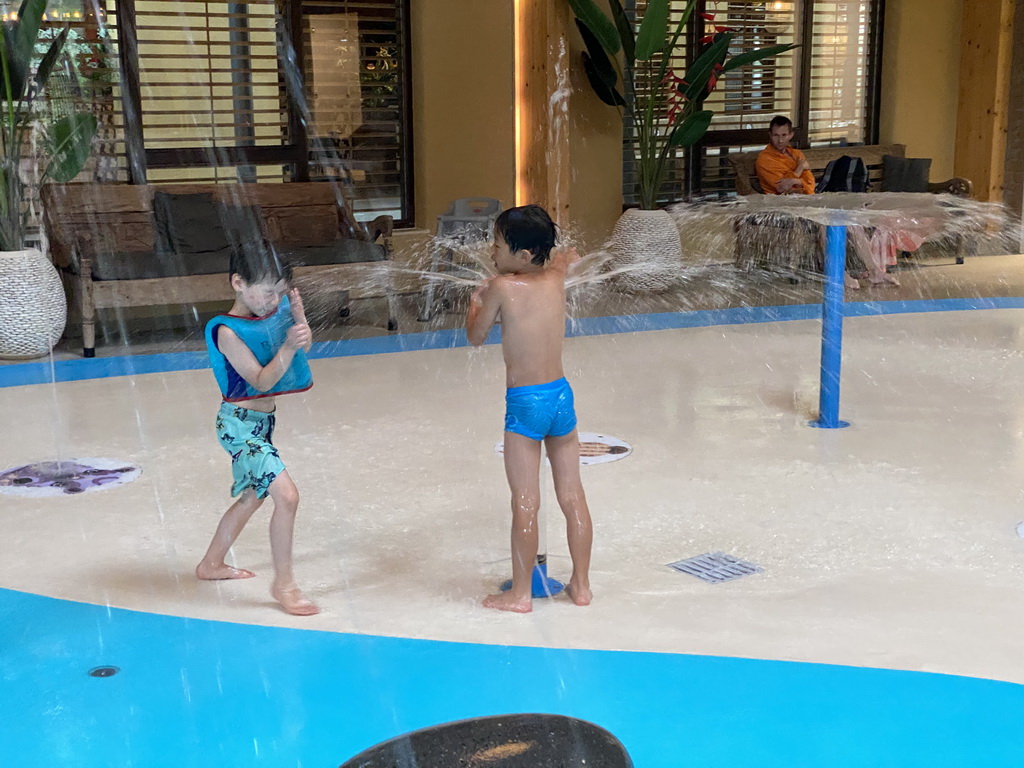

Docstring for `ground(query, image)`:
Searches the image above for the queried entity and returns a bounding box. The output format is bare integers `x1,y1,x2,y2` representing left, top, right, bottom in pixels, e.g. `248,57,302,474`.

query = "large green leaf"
566,0,620,56
669,109,713,147
1,24,27,101
722,42,799,73
575,19,618,92
583,52,625,107
44,112,97,183
606,0,635,64
5,0,46,99
679,32,731,103
34,26,69,92
635,0,668,60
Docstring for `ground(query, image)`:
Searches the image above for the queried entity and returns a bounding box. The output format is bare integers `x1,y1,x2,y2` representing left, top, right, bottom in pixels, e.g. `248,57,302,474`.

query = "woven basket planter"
607,208,683,293
0,248,67,359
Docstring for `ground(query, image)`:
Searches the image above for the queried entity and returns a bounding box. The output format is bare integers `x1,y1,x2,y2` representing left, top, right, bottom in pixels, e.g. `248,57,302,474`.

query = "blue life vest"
205,294,313,402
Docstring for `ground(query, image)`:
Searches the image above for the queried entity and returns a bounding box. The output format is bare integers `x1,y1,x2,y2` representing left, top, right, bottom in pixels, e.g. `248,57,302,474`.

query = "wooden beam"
954,0,1015,202
114,0,147,184
515,0,572,228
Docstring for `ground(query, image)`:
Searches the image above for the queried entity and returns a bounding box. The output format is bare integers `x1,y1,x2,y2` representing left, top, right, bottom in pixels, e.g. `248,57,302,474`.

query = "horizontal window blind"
302,1,409,222
132,0,287,183
706,0,798,130
806,0,871,146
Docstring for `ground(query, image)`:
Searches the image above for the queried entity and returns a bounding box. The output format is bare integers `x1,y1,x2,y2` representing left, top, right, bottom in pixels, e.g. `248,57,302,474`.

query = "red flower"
700,12,715,21
661,70,683,86
699,34,715,44
706,62,725,94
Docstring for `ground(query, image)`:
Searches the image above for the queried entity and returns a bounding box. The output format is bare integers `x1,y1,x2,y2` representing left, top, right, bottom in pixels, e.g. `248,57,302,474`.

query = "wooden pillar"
515,0,572,228
954,0,1015,202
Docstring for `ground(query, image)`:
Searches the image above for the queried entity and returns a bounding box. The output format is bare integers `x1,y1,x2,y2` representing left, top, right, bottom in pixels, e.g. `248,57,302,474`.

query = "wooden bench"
726,143,972,197
41,182,398,357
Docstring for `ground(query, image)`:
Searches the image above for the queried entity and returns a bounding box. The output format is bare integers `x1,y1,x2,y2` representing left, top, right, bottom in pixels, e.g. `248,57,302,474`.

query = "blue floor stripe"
2,587,1022,768
4,297,1024,389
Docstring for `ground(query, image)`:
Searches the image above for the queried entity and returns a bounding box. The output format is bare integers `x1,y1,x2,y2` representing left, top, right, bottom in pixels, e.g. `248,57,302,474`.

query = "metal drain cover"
667,552,762,584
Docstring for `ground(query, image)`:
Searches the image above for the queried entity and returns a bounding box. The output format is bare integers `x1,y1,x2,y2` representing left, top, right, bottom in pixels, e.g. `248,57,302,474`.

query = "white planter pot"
607,208,683,293
0,248,67,359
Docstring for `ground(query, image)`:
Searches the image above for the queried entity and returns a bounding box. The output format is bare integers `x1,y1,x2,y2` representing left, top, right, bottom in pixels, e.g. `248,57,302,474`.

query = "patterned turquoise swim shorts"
215,402,285,499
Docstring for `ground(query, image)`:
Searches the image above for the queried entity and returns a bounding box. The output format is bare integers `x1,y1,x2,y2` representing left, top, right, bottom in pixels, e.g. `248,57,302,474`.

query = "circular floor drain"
0,459,141,497
88,666,120,678
495,431,632,466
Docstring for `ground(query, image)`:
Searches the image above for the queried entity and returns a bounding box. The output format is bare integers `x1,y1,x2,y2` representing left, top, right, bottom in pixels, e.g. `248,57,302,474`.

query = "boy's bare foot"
869,272,900,287
195,563,255,580
271,584,320,616
483,591,532,613
565,581,592,606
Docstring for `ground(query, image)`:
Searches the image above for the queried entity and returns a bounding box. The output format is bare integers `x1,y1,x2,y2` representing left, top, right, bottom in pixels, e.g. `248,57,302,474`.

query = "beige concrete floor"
3,266,1024,685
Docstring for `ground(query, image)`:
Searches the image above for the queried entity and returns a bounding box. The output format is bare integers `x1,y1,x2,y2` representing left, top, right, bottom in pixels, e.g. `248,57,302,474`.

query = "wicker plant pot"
607,208,683,293
0,248,67,359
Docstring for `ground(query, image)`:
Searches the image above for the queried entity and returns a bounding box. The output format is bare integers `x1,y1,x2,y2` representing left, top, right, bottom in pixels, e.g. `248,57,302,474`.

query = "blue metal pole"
811,224,850,429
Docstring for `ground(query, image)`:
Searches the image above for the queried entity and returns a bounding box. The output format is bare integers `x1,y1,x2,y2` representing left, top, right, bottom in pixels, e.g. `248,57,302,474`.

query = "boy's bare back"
488,252,571,387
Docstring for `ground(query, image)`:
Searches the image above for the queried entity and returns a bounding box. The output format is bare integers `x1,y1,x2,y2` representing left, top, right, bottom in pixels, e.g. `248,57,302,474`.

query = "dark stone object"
338,713,633,768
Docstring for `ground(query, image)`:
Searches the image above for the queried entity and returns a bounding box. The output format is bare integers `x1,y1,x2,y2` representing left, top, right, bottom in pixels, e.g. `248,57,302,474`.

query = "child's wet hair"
229,240,293,285
495,204,557,265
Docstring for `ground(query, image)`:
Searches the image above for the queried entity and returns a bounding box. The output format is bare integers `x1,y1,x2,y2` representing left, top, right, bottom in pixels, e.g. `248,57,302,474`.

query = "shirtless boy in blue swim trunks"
466,204,593,613
196,243,319,616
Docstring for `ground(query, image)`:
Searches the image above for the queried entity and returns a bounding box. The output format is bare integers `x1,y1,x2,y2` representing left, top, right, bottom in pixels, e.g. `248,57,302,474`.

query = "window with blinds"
623,0,881,204
805,0,872,146
707,0,799,130
129,0,287,183
301,1,410,223
77,0,411,225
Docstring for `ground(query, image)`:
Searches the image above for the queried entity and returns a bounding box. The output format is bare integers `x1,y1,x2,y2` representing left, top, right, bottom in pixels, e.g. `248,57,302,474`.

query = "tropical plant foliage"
0,0,98,250
567,0,797,208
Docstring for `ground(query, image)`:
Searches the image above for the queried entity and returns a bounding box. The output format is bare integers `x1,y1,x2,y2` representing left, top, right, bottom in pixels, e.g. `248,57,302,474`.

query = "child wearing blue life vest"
196,242,319,616
466,205,593,613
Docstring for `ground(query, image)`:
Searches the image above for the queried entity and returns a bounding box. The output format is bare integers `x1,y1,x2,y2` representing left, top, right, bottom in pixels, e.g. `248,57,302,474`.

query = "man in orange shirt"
750,116,872,288
755,115,815,195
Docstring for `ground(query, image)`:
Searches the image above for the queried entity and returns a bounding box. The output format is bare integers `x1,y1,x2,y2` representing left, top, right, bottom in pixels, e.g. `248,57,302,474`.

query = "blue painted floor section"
2,587,1023,768
4,298,1024,389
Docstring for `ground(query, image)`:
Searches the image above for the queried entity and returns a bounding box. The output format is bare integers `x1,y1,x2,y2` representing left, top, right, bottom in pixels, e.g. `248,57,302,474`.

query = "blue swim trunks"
504,378,577,441
215,402,286,499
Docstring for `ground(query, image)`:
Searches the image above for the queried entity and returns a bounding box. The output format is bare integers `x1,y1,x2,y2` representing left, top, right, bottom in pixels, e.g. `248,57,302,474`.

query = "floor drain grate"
88,666,120,678
667,552,762,584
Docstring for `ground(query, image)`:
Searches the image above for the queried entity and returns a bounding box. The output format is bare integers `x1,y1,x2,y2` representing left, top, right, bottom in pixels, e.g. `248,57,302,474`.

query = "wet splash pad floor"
3,301,1024,766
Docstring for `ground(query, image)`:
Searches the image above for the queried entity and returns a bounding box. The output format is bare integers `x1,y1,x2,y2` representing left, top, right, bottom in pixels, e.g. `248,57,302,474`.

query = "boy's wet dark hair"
495,204,557,266
769,115,794,132
229,240,293,285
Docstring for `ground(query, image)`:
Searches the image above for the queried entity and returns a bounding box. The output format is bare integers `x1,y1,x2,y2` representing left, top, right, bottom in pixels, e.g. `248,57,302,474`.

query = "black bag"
816,155,869,193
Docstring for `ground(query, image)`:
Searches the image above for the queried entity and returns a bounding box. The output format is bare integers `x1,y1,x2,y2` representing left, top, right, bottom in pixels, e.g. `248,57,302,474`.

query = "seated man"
752,115,897,287
755,115,815,195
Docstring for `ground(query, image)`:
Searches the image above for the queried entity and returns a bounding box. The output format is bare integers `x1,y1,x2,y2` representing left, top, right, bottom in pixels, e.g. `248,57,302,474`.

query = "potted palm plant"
566,0,796,284
0,0,98,358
